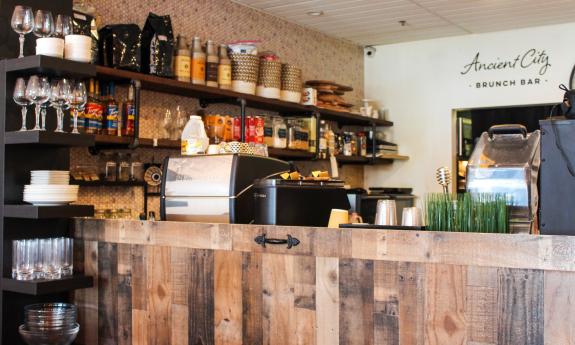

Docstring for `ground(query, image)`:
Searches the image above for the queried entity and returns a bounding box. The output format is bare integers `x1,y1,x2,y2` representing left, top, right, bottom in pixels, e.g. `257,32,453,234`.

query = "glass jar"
358,132,367,156
299,119,310,151
351,132,358,156
343,132,352,156
94,209,106,219
272,117,287,149
130,154,145,181
287,118,298,150
263,116,274,147
104,154,117,181
117,153,131,182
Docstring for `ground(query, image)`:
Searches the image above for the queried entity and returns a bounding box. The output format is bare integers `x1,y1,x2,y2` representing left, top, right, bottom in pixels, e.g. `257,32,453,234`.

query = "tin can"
255,116,264,144
302,87,317,106
247,116,256,143
233,116,241,141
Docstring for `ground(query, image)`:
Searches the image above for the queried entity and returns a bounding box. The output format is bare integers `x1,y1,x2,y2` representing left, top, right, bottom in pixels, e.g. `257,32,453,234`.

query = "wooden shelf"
96,66,392,126
318,108,393,127
4,55,96,78
376,153,409,161
4,205,94,219
267,148,315,160
94,135,181,149
2,275,94,295
335,155,370,164
71,180,145,187
5,131,95,146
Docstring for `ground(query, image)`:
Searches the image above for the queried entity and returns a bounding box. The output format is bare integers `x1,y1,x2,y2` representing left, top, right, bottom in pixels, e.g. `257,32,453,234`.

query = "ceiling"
232,0,575,46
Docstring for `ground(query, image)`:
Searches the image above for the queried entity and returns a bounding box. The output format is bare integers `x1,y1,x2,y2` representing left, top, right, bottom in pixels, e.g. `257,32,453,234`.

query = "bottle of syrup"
190,37,206,85
218,44,232,90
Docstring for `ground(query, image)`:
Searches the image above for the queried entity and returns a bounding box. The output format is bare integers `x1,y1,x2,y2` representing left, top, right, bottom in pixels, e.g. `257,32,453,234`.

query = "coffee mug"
302,87,317,106
327,209,349,228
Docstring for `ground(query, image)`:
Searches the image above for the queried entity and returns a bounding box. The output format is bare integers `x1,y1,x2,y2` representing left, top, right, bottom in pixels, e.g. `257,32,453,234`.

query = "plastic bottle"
205,40,219,87
174,35,191,82
190,37,206,85
217,44,232,89
181,115,209,155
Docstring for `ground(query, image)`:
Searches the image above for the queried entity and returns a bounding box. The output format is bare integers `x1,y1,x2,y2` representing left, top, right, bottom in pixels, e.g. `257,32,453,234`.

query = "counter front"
72,219,575,345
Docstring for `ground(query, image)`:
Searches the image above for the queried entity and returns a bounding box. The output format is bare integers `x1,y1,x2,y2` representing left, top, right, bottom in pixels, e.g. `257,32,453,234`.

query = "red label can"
247,116,256,143
233,116,241,141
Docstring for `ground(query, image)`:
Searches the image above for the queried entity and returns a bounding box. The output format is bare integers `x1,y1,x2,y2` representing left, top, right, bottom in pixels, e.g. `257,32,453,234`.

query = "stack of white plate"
24,171,78,206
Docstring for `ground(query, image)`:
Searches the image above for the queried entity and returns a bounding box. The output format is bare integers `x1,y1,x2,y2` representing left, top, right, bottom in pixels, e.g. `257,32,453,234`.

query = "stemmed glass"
33,10,54,38
25,76,51,131
13,78,31,131
11,6,34,58
54,14,73,38
69,81,87,134
40,77,50,131
50,79,71,133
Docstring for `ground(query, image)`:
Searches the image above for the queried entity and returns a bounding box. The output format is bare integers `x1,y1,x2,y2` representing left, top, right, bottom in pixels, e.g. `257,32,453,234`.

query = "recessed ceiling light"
307,11,324,17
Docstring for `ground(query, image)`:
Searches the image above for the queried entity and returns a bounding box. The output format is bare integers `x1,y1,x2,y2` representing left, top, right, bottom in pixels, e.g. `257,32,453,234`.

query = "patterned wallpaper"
71,0,365,218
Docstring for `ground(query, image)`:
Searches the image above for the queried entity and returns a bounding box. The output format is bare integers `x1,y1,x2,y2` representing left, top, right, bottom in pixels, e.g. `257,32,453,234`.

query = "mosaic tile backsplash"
71,0,365,218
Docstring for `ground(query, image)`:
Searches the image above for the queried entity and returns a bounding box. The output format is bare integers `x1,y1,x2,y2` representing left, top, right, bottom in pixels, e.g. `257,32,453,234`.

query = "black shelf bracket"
239,98,247,142
370,121,377,164
130,79,141,150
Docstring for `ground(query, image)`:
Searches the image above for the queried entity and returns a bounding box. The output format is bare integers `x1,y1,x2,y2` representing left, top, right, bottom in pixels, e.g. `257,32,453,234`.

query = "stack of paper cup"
64,35,92,63
36,38,64,58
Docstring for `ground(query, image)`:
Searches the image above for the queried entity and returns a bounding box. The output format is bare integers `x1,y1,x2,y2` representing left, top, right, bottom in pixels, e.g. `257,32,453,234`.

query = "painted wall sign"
461,49,551,89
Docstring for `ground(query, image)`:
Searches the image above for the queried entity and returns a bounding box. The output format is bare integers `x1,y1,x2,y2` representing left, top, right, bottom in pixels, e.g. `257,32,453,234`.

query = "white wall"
364,22,575,198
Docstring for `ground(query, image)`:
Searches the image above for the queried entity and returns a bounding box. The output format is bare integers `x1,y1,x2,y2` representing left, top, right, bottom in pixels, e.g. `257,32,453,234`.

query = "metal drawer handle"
254,234,300,249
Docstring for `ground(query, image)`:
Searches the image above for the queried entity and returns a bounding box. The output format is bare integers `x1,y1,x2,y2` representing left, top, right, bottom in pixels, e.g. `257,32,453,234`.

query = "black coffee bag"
141,12,174,77
99,24,141,71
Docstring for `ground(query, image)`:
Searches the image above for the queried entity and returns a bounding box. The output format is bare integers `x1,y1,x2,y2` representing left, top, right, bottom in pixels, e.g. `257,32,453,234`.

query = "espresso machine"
160,154,289,223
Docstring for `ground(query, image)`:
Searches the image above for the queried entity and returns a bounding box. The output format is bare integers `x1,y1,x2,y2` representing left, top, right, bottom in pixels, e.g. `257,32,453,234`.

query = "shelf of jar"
2,275,94,295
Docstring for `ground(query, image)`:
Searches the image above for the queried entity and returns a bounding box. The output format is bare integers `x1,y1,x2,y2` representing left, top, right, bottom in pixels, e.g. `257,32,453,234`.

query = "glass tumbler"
16,239,35,280
61,237,73,277
44,238,62,280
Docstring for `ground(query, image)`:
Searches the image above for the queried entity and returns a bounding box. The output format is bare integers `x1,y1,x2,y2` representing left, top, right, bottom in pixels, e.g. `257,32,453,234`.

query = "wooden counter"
72,219,575,345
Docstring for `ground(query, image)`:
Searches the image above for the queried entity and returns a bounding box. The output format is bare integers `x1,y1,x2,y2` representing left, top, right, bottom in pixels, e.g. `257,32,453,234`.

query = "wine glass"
69,81,87,134
50,79,71,133
13,78,30,131
54,14,72,38
33,10,54,38
40,77,50,131
11,6,34,58
25,76,51,131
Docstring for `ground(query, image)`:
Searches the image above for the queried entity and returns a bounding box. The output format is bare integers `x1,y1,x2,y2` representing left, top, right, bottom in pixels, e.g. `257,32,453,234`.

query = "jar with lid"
130,153,145,181
190,37,206,85
263,117,274,146
103,153,117,181
117,153,131,182
351,132,358,156
358,132,367,156
343,132,352,156
298,119,310,151
287,118,298,150
272,117,287,148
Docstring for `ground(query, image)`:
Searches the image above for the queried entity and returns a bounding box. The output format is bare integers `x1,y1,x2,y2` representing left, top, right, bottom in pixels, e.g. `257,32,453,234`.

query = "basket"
281,64,302,102
230,53,259,94
256,60,282,99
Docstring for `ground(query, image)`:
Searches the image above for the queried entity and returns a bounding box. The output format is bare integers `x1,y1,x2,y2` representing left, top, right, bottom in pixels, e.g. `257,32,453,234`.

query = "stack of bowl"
19,303,79,345
64,35,92,63
230,53,260,95
280,64,302,103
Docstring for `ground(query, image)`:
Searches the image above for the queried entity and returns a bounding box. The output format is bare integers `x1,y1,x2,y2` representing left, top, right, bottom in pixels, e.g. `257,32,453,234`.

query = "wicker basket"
256,60,282,99
281,64,302,102
230,53,260,94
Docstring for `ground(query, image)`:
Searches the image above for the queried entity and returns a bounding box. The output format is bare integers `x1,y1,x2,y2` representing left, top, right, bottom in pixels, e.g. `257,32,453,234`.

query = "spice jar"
103,153,117,181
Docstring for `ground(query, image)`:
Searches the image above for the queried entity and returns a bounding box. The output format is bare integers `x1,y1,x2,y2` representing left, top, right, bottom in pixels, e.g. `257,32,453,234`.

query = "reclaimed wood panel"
72,220,575,345
339,259,374,345
316,256,339,345
242,252,263,345
373,261,399,345
214,251,243,345
189,249,215,345
98,242,118,345
544,271,575,345
262,253,295,345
